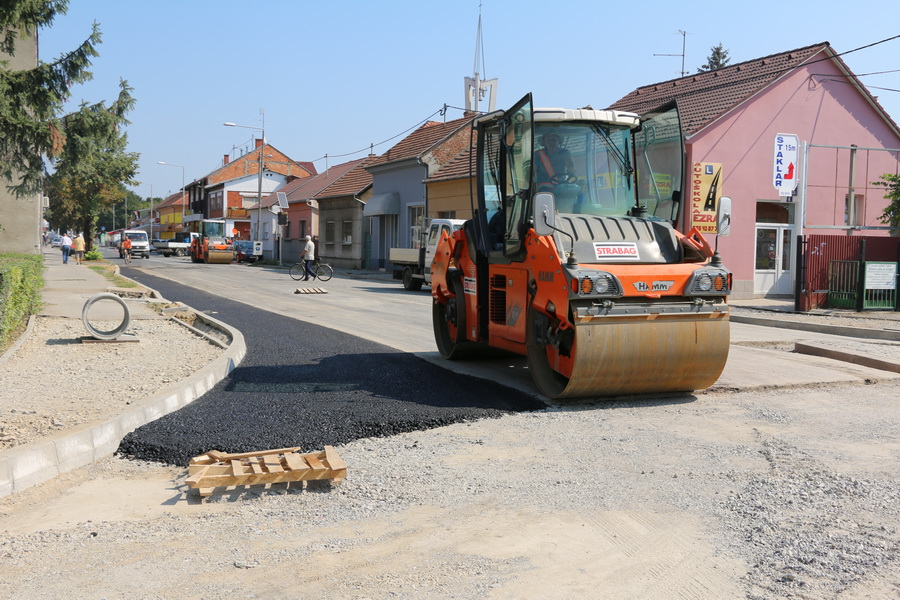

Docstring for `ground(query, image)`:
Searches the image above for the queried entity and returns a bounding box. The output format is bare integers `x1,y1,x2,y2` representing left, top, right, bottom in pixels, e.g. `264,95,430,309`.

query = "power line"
308,104,477,164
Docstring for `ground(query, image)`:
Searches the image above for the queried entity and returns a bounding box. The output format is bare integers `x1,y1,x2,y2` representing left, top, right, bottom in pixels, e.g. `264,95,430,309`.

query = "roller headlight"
686,269,730,296
573,271,621,297
696,273,713,292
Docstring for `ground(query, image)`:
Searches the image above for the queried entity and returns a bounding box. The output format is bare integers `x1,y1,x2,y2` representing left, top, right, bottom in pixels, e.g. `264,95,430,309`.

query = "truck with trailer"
389,218,465,290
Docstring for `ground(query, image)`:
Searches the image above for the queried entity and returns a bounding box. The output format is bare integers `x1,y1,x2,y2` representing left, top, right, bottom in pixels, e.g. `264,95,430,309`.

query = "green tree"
47,81,139,250
0,0,101,197
94,189,159,235
698,43,730,72
875,173,900,232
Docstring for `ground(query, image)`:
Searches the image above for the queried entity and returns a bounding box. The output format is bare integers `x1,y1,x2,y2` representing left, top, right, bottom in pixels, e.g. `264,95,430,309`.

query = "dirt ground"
1,378,898,599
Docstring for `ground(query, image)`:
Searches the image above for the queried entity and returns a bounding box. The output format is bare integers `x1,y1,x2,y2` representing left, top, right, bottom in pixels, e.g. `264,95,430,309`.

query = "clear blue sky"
39,0,900,200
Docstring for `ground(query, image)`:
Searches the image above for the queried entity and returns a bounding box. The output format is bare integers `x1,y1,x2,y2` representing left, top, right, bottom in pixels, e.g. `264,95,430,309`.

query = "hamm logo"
593,243,639,261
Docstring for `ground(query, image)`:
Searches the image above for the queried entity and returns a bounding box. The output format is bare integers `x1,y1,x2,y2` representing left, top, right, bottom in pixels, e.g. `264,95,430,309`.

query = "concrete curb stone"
0,284,245,499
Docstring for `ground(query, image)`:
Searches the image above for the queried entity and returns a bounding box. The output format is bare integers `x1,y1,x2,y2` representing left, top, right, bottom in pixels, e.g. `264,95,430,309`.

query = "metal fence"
827,260,859,309
799,234,900,311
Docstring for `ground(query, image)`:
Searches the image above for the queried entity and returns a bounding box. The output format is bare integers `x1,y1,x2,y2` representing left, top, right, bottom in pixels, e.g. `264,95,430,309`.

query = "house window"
324,220,335,245
299,220,308,239
844,194,865,226
342,220,353,244
438,210,457,219
409,205,425,248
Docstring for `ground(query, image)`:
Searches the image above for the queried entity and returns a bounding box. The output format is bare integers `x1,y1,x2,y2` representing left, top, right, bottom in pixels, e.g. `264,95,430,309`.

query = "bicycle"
290,260,333,282
122,248,132,264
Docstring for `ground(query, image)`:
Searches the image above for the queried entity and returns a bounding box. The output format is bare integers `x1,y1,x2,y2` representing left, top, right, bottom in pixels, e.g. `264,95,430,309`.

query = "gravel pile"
722,432,900,598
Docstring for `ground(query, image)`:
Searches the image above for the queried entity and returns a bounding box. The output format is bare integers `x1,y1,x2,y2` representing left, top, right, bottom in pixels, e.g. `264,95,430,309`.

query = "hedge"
0,253,44,348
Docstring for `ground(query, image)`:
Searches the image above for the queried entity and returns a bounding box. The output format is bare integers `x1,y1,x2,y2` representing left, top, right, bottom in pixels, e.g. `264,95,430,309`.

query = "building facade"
0,31,41,254
609,42,900,299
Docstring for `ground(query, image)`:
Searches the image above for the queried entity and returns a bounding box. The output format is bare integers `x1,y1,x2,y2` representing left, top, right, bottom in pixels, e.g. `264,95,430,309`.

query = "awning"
363,192,400,216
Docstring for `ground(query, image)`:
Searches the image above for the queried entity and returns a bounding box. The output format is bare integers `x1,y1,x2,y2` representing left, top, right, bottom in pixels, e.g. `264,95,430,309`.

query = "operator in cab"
535,130,576,190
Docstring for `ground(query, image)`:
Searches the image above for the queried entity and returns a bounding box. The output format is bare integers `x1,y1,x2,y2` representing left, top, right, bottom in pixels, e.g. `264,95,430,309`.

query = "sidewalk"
730,294,900,322
38,247,162,321
0,248,245,498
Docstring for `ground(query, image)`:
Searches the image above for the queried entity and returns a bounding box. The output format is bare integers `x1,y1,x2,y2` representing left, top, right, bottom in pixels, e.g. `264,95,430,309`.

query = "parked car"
51,236,62,247
232,240,258,263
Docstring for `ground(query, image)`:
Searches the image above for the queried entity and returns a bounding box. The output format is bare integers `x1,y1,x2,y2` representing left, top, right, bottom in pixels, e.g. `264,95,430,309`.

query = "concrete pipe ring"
82,292,131,340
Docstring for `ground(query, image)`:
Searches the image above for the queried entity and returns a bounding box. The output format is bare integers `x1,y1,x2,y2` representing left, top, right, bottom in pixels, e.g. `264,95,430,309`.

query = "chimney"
255,138,263,149
223,154,230,165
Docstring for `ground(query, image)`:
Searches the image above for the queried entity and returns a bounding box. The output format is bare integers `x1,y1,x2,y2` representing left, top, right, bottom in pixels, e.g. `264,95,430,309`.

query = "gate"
827,260,858,308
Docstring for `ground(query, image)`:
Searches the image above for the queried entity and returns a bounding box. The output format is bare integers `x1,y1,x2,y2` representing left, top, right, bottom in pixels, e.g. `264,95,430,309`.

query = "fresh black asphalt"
117,269,544,466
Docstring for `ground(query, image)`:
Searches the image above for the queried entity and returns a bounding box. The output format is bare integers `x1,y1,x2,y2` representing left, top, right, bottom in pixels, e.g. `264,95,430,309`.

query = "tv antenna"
654,30,688,77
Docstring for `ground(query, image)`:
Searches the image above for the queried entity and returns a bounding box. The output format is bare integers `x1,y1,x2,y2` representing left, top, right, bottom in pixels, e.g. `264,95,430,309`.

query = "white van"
119,229,151,259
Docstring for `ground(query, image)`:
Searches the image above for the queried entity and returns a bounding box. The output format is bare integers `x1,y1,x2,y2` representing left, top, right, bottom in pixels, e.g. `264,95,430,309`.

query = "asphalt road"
117,269,544,465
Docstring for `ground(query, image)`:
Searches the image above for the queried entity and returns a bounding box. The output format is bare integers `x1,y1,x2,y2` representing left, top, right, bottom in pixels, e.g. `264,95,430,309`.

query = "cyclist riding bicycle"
121,237,133,262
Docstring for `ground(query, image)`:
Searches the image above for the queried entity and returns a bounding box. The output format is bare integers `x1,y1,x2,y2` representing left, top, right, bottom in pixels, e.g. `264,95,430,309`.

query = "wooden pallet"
186,446,347,497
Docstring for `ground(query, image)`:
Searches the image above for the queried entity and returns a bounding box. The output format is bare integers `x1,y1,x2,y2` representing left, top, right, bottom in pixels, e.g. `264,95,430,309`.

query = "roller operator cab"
431,93,733,400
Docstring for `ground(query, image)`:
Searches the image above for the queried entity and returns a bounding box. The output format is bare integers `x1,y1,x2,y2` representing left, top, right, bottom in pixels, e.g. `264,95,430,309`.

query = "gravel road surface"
1,262,898,599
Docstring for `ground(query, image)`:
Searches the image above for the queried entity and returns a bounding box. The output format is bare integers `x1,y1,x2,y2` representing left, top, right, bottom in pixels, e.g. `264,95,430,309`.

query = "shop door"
754,225,794,295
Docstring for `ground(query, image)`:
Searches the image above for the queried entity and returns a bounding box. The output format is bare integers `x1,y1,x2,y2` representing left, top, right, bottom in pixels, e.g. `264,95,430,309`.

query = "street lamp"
147,183,153,239
224,121,265,244
157,161,186,235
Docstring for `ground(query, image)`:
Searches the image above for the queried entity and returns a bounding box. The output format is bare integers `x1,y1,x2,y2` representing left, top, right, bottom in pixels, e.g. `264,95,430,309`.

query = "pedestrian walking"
60,233,73,264
71,233,86,265
302,235,316,281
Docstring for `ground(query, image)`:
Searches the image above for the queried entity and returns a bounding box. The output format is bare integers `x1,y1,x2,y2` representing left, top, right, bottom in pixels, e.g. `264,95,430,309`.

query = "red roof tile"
315,157,376,199
153,191,187,210
259,157,372,207
366,116,475,169
608,42,830,134
425,140,475,182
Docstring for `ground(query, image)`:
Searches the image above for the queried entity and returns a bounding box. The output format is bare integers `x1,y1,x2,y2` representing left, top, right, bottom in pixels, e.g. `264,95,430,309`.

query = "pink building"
611,42,900,300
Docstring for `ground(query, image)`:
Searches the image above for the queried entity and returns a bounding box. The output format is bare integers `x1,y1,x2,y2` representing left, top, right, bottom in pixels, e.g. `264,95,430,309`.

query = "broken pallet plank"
186,447,347,497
